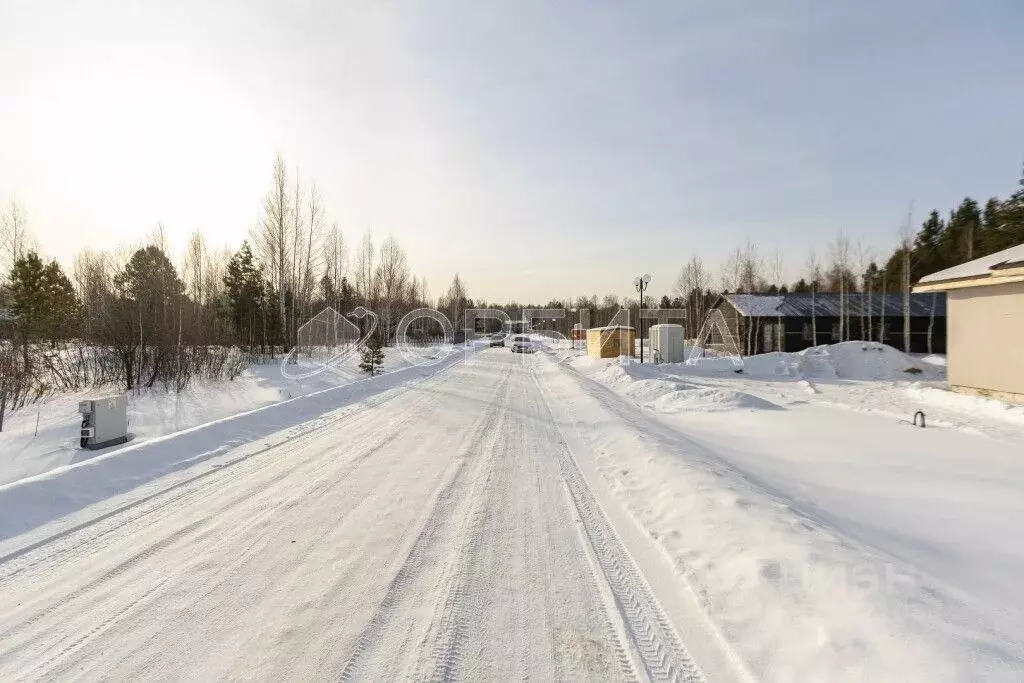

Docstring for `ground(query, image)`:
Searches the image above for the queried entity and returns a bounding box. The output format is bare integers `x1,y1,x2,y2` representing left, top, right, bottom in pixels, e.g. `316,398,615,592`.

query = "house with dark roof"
709,292,946,355
914,243,1024,404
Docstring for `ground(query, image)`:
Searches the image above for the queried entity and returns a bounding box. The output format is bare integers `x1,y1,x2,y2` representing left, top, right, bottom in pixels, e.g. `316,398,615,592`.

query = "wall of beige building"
947,281,1024,403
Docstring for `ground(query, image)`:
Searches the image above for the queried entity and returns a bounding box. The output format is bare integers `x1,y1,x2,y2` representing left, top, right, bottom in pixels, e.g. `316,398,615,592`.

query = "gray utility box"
78,394,129,450
649,323,686,364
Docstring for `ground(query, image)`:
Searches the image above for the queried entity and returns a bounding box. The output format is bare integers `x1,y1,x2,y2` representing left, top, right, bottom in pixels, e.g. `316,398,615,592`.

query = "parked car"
510,335,537,353
489,333,506,347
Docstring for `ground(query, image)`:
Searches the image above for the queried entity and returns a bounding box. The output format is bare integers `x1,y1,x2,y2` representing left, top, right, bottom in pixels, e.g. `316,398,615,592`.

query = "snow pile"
577,358,779,414
592,363,691,403
738,352,803,378
686,356,744,373
906,384,1024,426
689,342,939,382
810,342,933,381
648,387,782,413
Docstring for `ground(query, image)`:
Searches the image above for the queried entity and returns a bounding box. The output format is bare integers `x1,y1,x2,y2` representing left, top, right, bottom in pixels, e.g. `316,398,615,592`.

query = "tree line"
477,165,1024,347
0,155,477,426
2,158,1023,423
653,165,1024,341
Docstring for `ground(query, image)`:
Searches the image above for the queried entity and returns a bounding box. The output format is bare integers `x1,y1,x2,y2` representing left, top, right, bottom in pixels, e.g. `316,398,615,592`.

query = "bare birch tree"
354,231,376,304
184,232,206,306
323,222,347,310
301,182,326,319
738,239,763,294
251,154,292,345
829,230,852,341
900,204,914,353
856,242,873,342
672,255,709,338
806,249,821,346
770,250,784,350
439,273,468,338
376,234,409,343
720,247,742,293
0,199,29,280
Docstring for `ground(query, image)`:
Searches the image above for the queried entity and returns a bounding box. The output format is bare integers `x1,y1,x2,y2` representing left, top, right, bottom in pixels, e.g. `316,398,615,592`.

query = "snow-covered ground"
0,341,1022,681
0,349,718,681
551,341,1024,679
0,347,418,486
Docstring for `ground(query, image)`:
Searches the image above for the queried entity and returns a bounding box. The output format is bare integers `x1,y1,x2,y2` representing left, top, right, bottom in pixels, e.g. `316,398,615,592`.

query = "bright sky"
2,0,1022,303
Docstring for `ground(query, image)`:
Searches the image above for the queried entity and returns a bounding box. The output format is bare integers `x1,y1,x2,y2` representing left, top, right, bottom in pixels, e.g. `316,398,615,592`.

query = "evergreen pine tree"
997,163,1024,250
223,241,265,351
979,197,1004,254
913,210,945,279
359,336,385,376
9,251,79,367
940,198,981,265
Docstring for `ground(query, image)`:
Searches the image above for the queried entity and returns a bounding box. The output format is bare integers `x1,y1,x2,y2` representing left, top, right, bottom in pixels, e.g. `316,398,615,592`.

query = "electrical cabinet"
78,394,129,450
650,324,685,363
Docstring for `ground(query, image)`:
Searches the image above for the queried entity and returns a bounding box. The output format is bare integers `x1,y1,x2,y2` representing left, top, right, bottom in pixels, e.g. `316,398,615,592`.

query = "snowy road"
0,351,717,681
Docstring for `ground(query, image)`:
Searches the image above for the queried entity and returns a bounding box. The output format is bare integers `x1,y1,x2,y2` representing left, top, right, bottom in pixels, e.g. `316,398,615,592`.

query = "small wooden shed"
586,325,636,359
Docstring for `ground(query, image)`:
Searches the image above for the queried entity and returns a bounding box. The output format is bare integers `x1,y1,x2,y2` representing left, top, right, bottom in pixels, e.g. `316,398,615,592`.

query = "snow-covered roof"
589,325,635,331
723,293,945,318
917,243,1024,286
723,295,785,317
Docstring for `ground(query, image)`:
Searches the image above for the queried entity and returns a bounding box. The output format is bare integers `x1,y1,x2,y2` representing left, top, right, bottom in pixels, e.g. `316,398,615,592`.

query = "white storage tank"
649,324,685,363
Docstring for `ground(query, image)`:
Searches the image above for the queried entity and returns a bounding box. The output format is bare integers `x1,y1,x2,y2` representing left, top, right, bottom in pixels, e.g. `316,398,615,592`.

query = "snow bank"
576,357,778,414
0,347,419,486
592,363,692,402
0,351,464,541
688,342,939,383
538,360,983,681
907,384,1024,426
540,356,1024,681
648,387,782,413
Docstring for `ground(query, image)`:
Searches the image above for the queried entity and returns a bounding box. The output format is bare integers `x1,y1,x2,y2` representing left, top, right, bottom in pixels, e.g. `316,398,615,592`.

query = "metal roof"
917,243,1024,285
724,292,946,318
722,295,784,317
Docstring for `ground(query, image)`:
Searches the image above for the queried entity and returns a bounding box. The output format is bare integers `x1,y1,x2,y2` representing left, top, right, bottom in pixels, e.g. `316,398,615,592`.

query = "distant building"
915,243,1024,404
709,292,947,355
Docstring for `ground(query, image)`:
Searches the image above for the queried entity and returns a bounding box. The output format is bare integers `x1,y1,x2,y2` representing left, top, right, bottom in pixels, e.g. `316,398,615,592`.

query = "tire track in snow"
532,368,706,683
414,399,505,682
337,364,513,681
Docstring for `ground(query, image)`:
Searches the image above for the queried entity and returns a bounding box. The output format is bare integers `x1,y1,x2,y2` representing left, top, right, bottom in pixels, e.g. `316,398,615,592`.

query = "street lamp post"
570,307,578,350
633,274,651,363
